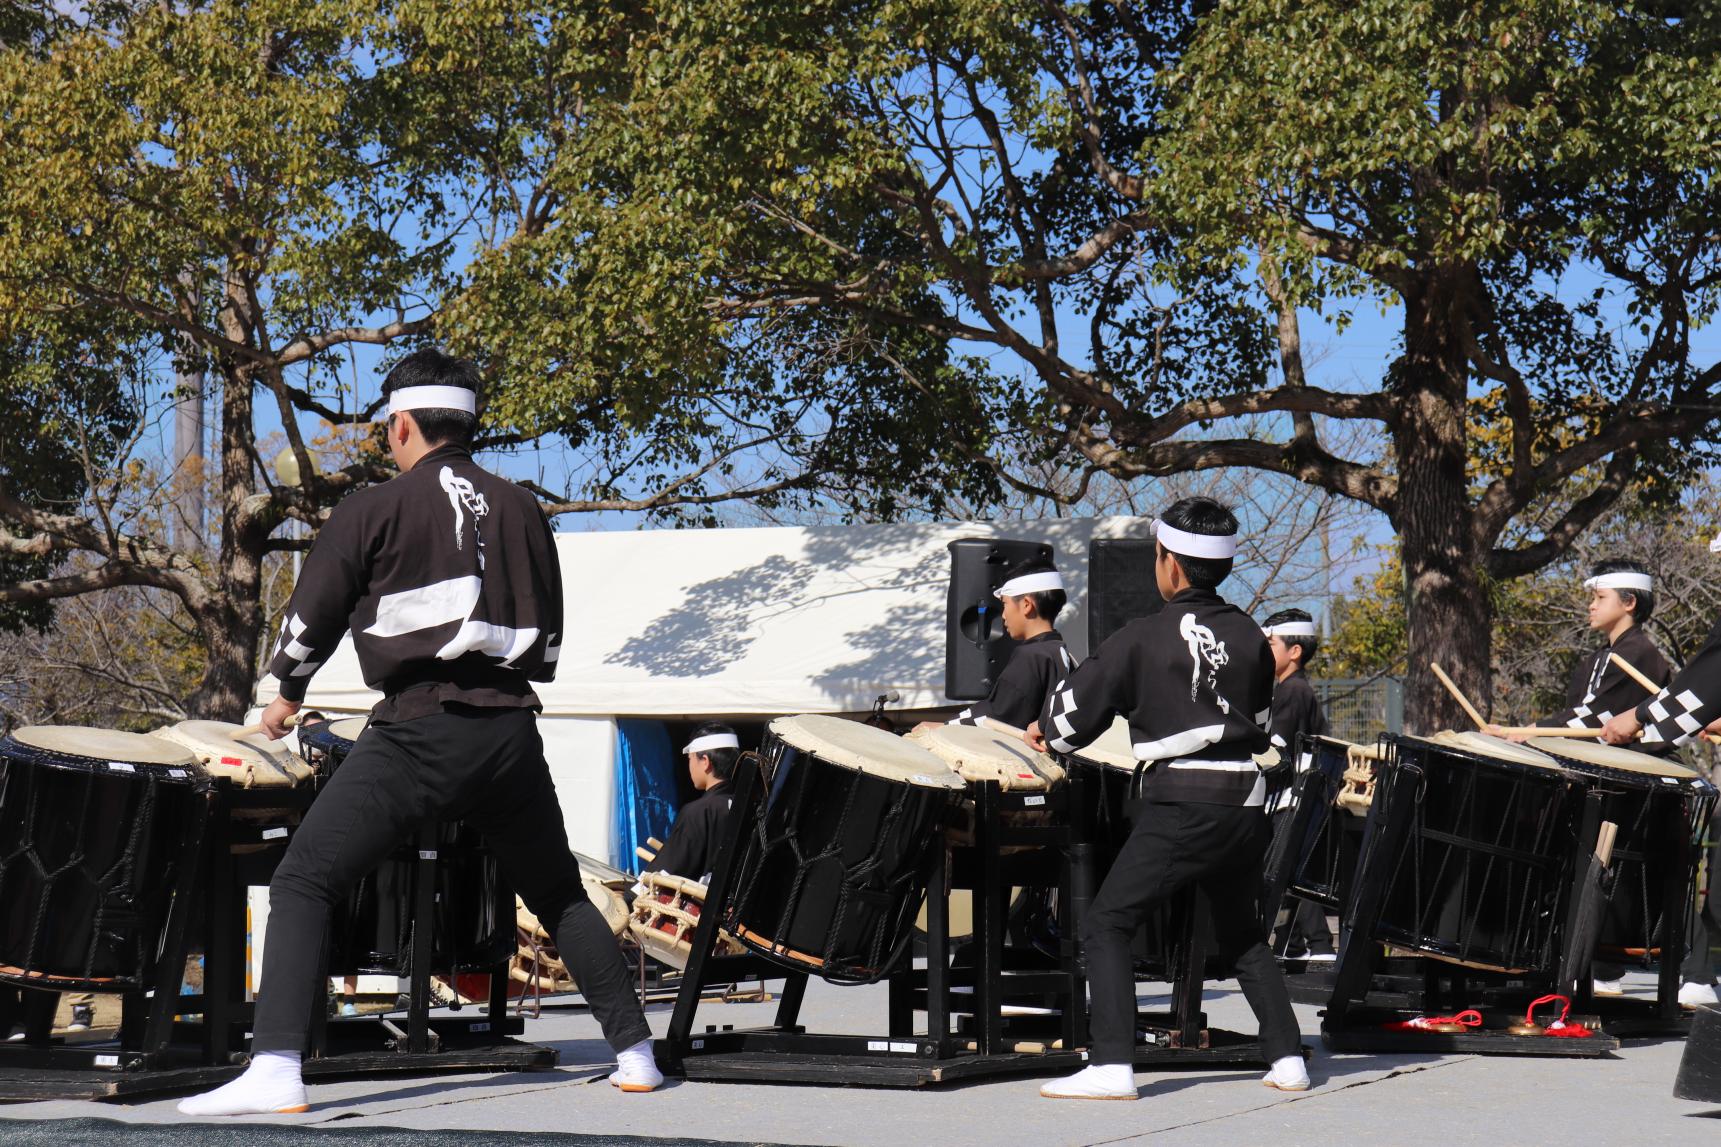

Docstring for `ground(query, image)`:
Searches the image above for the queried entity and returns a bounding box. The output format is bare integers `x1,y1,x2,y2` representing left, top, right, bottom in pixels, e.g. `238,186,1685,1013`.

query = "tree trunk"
1395,271,1493,734
185,359,268,721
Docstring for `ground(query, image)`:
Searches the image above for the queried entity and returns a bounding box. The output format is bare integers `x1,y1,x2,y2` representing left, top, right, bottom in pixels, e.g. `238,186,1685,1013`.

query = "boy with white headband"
944,557,1074,732
1025,497,1305,1100
1259,608,1334,960
1526,559,1671,735
178,349,660,1116
648,723,743,884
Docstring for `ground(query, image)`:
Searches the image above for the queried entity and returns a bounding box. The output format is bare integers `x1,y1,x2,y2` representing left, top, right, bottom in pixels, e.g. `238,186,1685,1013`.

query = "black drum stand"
656,756,1269,1086
0,780,553,1101
1313,742,1620,1057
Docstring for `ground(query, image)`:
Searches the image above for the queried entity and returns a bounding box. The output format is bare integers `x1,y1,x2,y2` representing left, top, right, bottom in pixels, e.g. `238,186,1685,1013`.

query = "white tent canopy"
256,515,1154,719
256,515,1153,860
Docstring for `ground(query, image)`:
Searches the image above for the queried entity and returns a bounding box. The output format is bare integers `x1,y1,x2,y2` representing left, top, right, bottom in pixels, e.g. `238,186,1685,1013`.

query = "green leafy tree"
0,0,976,717
522,0,1721,729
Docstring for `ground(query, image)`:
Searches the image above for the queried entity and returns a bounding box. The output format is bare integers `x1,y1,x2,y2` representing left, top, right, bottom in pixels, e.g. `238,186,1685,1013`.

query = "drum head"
1424,730,1567,770
8,725,198,768
907,723,1063,791
584,873,630,937
1526,737,1703,780
769,714,963,789
1066,716,1138,773
327,716,367,743
153,720,311,787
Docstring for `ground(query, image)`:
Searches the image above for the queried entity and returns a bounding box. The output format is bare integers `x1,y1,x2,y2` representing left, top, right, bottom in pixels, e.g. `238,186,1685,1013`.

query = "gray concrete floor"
1,968,1715,1146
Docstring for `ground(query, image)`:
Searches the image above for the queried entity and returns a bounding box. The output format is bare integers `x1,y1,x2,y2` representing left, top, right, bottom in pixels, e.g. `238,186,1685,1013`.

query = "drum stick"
1488,725,1609,738
979,717,1026,739
1430,663,1488,730
1595,820,1618,868
1608,652,1659,694
229,713,300,740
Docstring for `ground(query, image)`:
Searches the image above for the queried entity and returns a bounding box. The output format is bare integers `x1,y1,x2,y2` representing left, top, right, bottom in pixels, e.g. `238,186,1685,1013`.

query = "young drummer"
1260,608,1334,959
948,557,1074,731
1026,497,1305,1099
646,723,741,885
1538,560,1671,731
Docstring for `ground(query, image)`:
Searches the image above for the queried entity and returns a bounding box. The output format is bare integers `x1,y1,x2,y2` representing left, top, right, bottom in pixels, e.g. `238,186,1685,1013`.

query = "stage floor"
0,968,1713,1147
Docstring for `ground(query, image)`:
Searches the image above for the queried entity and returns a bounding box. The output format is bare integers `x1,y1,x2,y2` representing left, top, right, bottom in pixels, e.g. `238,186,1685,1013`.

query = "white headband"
387,385,476,417
1263,621,1318,638
1584,572,1653,594
684,732,739,755
1152,518,1238,560
995,571,1064,599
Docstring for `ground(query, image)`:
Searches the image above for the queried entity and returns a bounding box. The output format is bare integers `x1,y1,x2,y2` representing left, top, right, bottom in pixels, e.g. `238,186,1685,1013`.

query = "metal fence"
1309,676,1404,745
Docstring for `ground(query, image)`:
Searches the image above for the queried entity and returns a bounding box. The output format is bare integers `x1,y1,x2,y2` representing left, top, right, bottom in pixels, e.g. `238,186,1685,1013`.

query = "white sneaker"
4,1027,24,1043
1679,981,1719,1008
1592,978,1624,997
608,1038,663,1093
1039,1063,1137,1100
1262,1054,1310,1092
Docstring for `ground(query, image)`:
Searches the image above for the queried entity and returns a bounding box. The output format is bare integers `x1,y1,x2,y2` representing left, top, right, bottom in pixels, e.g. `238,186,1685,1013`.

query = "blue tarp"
611,719,680,873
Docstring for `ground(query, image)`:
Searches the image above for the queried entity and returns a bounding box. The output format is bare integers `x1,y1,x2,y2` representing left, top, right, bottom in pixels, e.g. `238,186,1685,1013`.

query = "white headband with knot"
684,732,739,755
1263,620,1318,638
1152,518,1238,560
995,570,1064,599
1584,572,1653,594
387,385,476,417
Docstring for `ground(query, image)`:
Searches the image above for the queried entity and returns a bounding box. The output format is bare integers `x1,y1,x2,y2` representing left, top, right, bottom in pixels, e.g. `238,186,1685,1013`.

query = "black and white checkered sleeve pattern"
1040,644,1129,755
1639,685,1715,746
267,505,364,702
1637,623,1721,746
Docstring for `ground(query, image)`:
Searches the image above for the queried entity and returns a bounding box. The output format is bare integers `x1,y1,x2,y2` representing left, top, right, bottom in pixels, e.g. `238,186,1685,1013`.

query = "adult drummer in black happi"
1024,497,1306,1100
178,349,661,1117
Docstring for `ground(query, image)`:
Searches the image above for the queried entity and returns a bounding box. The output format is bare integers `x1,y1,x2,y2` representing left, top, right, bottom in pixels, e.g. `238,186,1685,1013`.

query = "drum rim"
1,729,204,778
1393,731,1572,775
1523,736,1705,783
766,714,965,790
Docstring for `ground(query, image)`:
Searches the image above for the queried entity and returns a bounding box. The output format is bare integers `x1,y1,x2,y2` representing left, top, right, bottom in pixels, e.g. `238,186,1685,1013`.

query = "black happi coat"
1041,587,1274,805
1263,667,1329,814
952,630,1075,731
649,780,736,884
1541,624,1670,730
267,444,563,722
1639,614,1721,746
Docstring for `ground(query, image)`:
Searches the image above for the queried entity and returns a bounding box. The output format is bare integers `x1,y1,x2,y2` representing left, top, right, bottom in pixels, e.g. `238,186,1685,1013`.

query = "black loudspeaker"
945,537,1055,701
1087,537,1164,651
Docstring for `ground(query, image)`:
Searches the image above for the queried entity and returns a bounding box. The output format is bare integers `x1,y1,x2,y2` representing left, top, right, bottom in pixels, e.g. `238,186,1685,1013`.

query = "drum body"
1271,736,1373,912
307,721,513,974
724,715,963,982
1526,738,1719,961
1371,734,1588,973
0,728,207,989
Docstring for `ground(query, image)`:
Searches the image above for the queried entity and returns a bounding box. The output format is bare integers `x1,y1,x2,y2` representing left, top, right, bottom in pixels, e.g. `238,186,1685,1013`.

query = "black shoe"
66,1005,93,1033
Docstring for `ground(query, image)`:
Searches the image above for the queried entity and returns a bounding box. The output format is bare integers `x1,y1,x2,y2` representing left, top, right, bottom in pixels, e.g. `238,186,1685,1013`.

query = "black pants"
1083,801,1301,1065
253,707,651,1054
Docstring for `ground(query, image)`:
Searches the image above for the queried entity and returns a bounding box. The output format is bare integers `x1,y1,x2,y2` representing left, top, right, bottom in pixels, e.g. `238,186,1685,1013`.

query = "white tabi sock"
608,1037,664,1092
177,1050,309,1116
